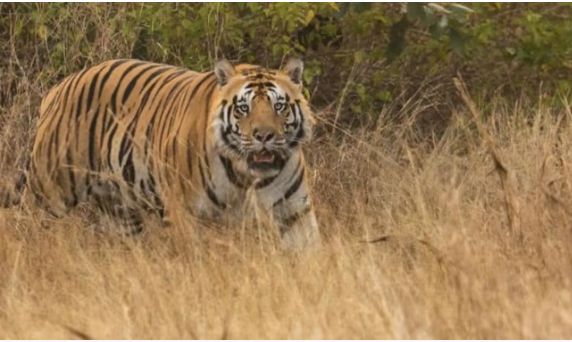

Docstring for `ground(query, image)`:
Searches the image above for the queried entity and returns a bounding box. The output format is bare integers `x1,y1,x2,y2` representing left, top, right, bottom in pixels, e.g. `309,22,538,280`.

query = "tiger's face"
211,58,314,178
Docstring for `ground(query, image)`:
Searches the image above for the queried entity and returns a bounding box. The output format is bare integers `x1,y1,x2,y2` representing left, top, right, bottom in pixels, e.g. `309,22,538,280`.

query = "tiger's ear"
214,59,236,86
282,58,304,85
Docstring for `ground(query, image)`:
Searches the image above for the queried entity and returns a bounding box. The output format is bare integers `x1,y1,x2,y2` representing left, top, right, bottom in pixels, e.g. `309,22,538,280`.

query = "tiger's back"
30,59,209,224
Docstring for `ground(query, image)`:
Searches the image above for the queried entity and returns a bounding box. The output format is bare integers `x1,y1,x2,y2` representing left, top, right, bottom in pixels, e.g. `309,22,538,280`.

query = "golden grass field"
2,84,572,339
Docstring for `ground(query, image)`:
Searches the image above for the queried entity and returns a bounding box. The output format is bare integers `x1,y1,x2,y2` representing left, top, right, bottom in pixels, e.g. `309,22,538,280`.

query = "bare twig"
62,325,93,340
453,74,521,237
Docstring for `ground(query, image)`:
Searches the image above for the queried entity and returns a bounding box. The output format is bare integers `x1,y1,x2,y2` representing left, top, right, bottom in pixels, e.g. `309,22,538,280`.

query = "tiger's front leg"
272,188,321,251
278,205,320,251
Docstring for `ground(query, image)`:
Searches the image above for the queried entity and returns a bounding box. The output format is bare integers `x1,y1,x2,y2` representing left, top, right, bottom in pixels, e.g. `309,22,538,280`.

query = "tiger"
0,58,320,250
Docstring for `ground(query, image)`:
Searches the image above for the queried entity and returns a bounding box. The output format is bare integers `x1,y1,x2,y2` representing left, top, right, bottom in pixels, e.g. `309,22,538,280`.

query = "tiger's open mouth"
247,149,283,170
252,150,275,163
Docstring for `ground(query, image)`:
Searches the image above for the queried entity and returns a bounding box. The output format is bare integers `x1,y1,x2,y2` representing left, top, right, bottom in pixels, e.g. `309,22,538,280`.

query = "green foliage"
1,3,571,128
408,3,473,54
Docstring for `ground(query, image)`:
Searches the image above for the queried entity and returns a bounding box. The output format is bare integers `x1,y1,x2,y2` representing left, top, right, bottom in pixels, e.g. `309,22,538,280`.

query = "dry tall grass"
2,85,572,339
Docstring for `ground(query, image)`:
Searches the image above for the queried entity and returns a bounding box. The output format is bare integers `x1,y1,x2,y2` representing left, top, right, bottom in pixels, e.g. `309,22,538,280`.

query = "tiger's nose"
253,128,275,143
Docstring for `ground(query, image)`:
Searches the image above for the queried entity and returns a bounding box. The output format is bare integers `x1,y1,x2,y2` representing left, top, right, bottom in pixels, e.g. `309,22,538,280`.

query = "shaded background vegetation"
2,3,572,121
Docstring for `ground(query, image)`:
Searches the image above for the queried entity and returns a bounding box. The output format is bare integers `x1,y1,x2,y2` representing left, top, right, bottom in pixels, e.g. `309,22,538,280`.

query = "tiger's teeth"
253,151,275,163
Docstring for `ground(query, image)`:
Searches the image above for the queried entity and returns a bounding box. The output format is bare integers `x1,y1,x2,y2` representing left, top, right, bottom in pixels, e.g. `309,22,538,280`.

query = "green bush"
1,3,571,130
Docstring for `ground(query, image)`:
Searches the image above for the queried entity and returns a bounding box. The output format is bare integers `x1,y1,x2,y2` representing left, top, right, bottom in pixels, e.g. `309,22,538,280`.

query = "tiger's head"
211,58,315,178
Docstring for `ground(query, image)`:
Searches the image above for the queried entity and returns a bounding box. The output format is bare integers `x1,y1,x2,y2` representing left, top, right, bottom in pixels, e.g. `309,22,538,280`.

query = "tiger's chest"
189,157,250,219
188,157,286,222
189,156,302,222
